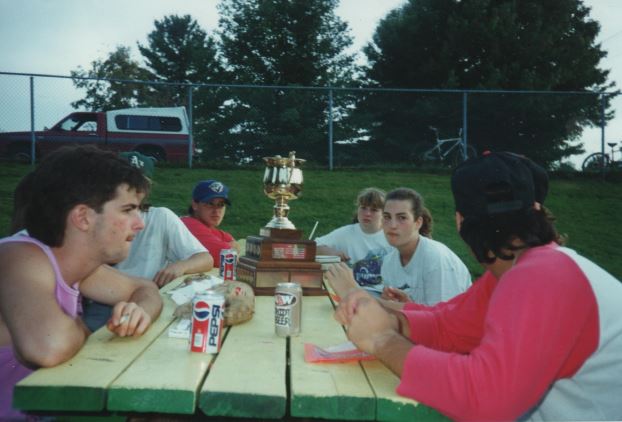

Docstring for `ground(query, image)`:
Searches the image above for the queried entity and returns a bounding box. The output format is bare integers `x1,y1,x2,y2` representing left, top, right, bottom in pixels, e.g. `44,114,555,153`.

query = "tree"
359,0,615,168
136,14,229,160
137,14,224,107
70,46,152,110
217,0,358,163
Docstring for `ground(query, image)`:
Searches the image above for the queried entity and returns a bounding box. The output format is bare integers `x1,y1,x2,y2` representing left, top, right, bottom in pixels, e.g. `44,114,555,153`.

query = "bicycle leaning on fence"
581,141,622,172
413,126,477,167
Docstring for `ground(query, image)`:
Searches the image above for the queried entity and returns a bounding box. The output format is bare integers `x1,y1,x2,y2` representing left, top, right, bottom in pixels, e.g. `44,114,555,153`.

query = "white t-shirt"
381,236,471,305
116,207,208,279
316,223,393,286
315,223,392,263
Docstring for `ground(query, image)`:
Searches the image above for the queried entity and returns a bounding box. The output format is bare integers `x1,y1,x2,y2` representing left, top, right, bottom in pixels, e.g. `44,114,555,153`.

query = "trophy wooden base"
238,228,325,295
237,256,325,296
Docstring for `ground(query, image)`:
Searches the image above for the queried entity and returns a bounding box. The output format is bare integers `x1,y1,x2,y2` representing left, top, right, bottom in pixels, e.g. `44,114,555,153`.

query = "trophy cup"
262,152,304,231
237,151,324,295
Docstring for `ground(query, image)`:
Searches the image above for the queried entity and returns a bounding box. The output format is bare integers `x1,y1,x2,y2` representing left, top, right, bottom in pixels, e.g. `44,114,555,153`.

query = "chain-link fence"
0,71,616,170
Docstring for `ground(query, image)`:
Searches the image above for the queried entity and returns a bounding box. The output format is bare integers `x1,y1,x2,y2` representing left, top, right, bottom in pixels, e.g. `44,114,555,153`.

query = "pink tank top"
0,235,81,419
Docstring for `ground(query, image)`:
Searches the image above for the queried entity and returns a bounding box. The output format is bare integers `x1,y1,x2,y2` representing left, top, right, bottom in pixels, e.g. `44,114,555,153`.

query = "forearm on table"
128,285,163,321
179,251,214,274
372,330,412,377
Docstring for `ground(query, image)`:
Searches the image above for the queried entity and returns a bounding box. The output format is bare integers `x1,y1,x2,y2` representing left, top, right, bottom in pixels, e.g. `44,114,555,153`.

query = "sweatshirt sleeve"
401,271,496,353
396,253,599,421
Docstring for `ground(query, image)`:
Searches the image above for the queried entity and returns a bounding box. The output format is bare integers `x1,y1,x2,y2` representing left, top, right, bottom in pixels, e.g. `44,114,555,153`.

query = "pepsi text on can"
190,292,225,353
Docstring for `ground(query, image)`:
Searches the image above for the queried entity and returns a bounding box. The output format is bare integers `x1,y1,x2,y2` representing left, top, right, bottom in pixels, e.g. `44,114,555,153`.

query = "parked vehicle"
0,107,195,163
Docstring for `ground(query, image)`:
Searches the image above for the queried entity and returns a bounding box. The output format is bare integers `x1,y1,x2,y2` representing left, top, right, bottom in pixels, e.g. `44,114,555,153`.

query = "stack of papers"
315,255,341,270
167,274,224,305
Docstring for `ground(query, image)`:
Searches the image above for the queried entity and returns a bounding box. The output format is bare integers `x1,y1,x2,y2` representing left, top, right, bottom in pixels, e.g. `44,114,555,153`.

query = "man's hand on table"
153,262,188,287
334,289,400,352
335,289,411,376
107,301,152,337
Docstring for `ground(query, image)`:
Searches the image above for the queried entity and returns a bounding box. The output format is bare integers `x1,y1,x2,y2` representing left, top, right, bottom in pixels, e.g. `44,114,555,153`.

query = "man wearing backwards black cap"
335,152,622,421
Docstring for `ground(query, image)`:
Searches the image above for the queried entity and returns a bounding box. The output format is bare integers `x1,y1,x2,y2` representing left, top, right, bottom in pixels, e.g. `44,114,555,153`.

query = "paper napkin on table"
304,341,375,363
168,274,224,305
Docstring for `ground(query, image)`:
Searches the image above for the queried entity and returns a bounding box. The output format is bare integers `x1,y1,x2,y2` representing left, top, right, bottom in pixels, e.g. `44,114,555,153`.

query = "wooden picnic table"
13,273,448,421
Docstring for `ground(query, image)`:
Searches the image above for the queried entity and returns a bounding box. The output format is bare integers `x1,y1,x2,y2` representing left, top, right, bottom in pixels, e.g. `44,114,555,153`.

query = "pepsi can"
275,282,302,337
219,248,238,281
190,291,225,353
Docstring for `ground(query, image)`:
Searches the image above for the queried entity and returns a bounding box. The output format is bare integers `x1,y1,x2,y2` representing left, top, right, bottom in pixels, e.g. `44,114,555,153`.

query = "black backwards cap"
451,151,548,219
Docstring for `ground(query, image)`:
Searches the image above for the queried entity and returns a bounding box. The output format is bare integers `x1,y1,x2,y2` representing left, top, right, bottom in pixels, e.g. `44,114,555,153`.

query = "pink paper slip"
304,341,376,363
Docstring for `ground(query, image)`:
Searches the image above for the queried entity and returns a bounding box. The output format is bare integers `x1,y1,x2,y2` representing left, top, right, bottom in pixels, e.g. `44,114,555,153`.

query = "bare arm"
80,265,162,337
324,262,359,299
153,251,214,287
0,243,89,368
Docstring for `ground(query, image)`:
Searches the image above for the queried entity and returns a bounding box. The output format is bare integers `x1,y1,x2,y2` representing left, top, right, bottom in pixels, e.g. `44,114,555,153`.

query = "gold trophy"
263,151,304,230
237,151,323,295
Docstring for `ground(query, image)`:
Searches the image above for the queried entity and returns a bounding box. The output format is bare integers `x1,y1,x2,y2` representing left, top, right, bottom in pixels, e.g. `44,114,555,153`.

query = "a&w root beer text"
190,292,225,353
275,282,302,337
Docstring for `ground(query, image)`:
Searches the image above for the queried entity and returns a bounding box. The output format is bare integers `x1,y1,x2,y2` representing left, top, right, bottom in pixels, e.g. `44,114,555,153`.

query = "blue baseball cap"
192,180,231,205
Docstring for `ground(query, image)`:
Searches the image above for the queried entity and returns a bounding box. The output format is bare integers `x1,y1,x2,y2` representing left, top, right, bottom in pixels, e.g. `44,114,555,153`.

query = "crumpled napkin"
167,273,224,305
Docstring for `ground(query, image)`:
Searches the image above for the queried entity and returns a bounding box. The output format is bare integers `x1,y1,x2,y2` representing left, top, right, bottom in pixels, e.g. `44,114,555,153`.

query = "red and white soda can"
190,291,226,353
219,248,238,281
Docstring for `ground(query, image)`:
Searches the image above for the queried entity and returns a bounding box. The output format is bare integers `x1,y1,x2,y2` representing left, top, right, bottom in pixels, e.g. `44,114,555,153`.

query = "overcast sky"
0,0,621,167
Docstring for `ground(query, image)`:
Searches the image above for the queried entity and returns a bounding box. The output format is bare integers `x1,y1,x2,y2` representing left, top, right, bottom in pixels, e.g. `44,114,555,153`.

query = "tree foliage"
137,14,224,107
70,46,152,110
359,0,615,167
216,0,357,163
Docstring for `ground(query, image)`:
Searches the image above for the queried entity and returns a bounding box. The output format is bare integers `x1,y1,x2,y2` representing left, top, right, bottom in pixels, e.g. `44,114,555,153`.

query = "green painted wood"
377,397,452,422
360,360,419,421
48,415,126,422
13,278,185,412
13,386,104,412
106,336,215,413
200,391,285,419
199,296,287,419
290,296,376,420
367,363,452,421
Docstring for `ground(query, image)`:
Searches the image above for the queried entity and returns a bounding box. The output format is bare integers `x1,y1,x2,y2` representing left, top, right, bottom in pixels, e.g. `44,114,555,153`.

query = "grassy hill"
1,162,621,280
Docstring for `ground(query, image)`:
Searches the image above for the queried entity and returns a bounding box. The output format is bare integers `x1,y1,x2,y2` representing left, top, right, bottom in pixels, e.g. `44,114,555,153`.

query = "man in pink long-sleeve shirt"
335,152,622,421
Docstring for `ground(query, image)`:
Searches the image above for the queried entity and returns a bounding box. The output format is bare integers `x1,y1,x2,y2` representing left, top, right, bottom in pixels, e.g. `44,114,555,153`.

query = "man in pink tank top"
0,146,163,419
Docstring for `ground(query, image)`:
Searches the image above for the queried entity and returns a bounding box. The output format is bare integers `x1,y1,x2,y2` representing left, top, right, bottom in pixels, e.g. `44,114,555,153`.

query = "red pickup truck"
0,107,195,163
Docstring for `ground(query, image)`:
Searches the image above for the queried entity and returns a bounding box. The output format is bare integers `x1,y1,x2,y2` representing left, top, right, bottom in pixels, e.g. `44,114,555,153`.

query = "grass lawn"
1,162,621,280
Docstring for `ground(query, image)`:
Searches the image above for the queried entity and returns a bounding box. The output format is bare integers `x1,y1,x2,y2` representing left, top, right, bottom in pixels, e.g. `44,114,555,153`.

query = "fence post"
600,93,606,176
187,84,193,169
328,87,334,171
462,91,468,160
29,76,35,166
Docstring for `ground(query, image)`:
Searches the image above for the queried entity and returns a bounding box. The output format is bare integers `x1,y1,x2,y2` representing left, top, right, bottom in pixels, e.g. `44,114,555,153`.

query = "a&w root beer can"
190,291,225,353
275,282,302,337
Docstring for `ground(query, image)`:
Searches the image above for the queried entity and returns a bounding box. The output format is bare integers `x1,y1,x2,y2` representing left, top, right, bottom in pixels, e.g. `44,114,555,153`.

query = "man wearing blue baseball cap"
334,152,622,421
181,180,240,267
